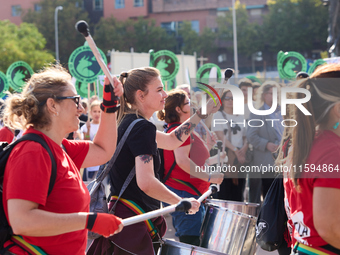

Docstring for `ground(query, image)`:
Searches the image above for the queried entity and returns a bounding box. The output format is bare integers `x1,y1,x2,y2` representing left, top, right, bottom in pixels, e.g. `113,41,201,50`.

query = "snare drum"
205,199,260,217
158,239,227,255
200,204,257,255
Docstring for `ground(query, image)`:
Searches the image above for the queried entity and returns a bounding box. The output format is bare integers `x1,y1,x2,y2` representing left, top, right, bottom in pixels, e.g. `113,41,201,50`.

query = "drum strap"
294,242,340,255
10,235,47,255
171,178,202,197
110,196,158,239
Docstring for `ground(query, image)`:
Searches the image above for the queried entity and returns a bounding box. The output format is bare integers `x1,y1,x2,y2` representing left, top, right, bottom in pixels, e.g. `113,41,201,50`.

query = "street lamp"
232,0,238,79
55,6,63,64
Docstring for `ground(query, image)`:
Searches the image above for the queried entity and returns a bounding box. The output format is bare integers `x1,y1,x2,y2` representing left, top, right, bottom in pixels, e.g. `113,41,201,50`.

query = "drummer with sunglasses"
1,66,124,254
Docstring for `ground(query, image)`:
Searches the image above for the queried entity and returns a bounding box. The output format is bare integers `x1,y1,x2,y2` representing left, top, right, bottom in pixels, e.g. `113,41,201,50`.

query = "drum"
205,199,260,217
200,204,257,255
158,239,227,255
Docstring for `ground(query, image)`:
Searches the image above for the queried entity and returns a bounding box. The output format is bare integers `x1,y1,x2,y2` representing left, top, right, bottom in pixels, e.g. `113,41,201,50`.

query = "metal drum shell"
200,204,257,255
158,239,228,255
206,199,260,217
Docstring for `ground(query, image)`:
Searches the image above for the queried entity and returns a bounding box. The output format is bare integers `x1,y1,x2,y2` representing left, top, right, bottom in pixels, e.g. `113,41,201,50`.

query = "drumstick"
122,200,191,227
75,20,115,88
122,185,218,227
197,184,218,203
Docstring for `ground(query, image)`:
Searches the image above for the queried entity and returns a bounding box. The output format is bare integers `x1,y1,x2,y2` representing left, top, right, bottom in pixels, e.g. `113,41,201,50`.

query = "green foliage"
216,1,262,57
22,0,89,66
93,17,176,54
0,20,54,73
262,0,328,54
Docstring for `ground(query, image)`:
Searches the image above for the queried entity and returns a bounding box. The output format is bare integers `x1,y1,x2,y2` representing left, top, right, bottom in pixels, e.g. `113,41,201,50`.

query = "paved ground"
161,214,279,255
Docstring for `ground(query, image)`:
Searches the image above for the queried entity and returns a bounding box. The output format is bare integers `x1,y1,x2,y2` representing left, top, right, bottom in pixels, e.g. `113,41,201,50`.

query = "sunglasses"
55,95,81,108
224,96,233,101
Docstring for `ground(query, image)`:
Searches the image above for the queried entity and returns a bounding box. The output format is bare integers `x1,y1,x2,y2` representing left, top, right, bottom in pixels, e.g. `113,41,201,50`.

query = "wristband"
86,213,97,230
85,135,90,139
100,103,120,113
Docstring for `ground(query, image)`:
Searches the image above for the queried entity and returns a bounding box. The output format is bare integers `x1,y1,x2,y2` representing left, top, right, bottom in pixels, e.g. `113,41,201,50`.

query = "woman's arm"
174,145,223,184
313,187,340,249
135,155,200,213
157,99,219,150
82,77,123,168
8,199,88,236
8,199,123,237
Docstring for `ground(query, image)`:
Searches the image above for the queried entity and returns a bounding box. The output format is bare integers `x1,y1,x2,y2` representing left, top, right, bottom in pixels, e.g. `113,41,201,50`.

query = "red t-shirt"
284,130,340,247
163,123,210,195
0,126,14,143
3,128,90,255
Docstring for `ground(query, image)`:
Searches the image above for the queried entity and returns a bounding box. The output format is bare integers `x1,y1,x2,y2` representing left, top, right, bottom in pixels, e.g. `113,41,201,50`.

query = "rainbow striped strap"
10,235,47,255
294,242,339,255
171,178,202,196
110,196,158,239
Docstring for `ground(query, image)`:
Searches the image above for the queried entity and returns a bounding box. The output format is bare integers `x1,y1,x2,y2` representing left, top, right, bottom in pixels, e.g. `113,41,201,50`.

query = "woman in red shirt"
2,66,123,254
158,89,224,246
279,63,340,254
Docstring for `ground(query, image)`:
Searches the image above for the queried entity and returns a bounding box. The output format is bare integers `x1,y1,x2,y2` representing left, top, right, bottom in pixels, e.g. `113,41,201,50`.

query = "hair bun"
120,72,128,78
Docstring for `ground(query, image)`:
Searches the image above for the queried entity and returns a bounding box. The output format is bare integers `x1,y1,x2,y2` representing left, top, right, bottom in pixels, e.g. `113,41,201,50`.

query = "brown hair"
117,67,160,124
157,89,188,123
276,63,340,186
3,66,71,130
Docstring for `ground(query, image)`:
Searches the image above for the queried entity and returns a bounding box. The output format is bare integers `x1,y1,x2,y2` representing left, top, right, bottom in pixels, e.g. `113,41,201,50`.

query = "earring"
54,112,59,117
333,122,339,129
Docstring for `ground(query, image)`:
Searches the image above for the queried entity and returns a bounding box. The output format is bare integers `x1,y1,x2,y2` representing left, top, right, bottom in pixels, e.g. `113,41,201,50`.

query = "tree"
93,17,176,54
216,1,263,57
0,20,54,73
262,0,328,55
23,0,89,66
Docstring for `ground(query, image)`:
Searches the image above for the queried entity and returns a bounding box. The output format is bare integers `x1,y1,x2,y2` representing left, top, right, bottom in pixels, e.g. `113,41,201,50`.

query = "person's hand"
232,178,239,186
108,76,124,97
206,98,220,115
185,198,200,215
100,76,123,113
86,213,123,237
206,131,217,149
210,172,224,185
86,120,91,130
266,142,279,153
235,150,246,164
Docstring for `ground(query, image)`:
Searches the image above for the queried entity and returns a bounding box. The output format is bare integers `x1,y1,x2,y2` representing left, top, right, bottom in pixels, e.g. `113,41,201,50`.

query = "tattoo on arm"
139,154,152,164
174,123,196,142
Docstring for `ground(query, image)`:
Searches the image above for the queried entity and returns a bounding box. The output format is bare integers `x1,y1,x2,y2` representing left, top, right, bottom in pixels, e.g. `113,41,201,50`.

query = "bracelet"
196,108,208,119
85,135,90,139
207,172,211,182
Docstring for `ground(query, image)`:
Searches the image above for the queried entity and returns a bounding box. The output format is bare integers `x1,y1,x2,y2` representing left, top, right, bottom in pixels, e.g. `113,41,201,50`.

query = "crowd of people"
1,62,340,255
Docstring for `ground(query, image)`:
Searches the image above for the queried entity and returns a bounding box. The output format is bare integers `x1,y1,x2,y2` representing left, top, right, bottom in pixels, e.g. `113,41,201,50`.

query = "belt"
294,242,340,255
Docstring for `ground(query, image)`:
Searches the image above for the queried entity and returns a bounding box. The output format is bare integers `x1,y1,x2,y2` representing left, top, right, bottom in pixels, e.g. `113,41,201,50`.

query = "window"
191,20,199,33
161,21,183,36
75,1,84,9
134,0,144,7
93,0,103,10
34,4,42,12
250,9,262,16
11,5,21,17
115,0,125,9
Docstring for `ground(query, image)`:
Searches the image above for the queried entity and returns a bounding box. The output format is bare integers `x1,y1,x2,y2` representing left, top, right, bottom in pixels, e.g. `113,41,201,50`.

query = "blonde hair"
90,100,101,111
117,67,160,124
256,80,281,109
3,66,71,130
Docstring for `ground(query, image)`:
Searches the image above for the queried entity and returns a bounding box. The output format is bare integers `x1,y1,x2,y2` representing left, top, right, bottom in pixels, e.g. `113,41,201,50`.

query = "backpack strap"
162,123,181,183
5,133,57,196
